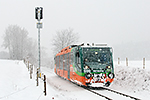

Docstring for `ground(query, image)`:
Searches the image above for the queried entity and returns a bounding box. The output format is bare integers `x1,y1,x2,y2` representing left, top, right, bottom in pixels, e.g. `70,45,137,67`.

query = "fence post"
118,58,120,65
44,75,46,96
126,58,128,66
30,64,33,79
27,61,29,71
37,68,39,86
25,60,27,67
143,58,145,69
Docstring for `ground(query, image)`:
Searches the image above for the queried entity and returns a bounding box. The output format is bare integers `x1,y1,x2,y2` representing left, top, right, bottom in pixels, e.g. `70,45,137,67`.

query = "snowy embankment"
0,59,62,100
111,61,150,99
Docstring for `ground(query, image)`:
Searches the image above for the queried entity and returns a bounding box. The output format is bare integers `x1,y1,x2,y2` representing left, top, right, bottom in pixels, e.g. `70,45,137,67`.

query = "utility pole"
35,7,43,78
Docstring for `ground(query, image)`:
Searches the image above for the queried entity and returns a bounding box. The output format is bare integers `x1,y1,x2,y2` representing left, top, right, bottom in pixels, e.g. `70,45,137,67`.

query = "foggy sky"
0,0,150,53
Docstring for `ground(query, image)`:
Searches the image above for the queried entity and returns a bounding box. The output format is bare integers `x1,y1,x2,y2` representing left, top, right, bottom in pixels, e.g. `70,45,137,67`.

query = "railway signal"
35,7,43,79
35,7,43,20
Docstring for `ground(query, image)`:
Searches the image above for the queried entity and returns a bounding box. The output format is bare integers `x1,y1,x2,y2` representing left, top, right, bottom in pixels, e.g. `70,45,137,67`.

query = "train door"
68,53,70,79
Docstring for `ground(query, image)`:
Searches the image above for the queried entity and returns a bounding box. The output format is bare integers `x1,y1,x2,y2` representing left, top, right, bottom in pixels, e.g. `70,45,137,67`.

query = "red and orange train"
54,43,115,87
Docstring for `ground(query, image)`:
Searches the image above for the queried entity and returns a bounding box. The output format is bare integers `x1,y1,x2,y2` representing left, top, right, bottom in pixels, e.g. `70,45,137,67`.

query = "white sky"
0,0,150,53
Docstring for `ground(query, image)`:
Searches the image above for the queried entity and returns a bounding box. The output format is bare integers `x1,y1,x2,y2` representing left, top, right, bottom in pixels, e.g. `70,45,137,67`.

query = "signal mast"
35,7,43,79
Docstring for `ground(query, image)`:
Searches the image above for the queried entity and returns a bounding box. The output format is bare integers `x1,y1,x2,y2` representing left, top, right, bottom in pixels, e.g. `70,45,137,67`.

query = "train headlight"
85,72,92,79
106,66,111,69
85,66,89,69
108,72,115,79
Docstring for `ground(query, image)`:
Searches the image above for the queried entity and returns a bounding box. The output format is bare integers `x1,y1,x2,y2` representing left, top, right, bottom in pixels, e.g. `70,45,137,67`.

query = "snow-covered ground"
111,60,150,99
0,59,105,100
0,59,150,100
0,59,56,100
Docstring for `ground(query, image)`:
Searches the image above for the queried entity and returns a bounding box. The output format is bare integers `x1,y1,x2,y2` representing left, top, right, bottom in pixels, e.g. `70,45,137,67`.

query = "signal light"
35,7,43,20
35,8,38,19
106,66,111,69
40,7,43,19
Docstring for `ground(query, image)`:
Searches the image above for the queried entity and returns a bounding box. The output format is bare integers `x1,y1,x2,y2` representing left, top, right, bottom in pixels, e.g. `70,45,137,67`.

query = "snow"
111,60,150,99
0,60,50,100
0,59,150,100
0,59,104,100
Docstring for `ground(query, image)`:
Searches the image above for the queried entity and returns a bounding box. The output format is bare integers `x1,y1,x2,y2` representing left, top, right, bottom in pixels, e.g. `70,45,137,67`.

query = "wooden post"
118,58,120,65
37,68,39,86
44,75,46,96
126,58,128,66
30,65,33,79
25,60,27,67
28,61,29,71
143,58,145,69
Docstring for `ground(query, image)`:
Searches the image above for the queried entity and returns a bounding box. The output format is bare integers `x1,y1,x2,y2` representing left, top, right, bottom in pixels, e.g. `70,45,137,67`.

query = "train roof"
70,43,112,48
55,46,72,56
55,43,112,56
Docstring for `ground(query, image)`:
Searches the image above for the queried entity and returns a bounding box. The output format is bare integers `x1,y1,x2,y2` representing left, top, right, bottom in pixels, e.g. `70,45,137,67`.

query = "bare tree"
2,25,37,60
52,28,79,54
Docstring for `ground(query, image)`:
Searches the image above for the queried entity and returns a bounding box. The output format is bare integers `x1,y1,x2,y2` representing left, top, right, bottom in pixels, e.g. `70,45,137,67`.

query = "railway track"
83,86,141,100
84,87,113,100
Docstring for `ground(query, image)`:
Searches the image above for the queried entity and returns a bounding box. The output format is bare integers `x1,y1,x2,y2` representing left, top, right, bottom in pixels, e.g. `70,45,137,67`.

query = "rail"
83,86,141,100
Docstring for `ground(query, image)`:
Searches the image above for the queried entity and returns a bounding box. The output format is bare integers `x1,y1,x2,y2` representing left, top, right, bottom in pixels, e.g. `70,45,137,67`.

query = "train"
54,43,115,87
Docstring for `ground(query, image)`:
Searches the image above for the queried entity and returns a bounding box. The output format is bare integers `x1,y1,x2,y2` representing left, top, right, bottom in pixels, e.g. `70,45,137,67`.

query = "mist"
0,0,150,61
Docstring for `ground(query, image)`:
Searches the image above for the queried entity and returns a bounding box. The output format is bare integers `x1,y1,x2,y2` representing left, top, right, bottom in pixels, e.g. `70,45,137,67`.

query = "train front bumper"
85,73,114,87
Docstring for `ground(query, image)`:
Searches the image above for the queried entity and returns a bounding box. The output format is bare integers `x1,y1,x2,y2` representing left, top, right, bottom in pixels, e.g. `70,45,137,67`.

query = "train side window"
68,53,70,69
66,53,69,70
57,56,60,69
76,51,81,69
59,55,61,69
58,56,60,69
76,51,80,63
70,52,73,65
70,52,72,64
64,54,67,70
60,55,63,69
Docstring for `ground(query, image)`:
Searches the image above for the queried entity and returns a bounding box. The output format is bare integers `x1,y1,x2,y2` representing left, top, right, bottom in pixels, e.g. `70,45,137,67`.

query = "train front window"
82,47,112,65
